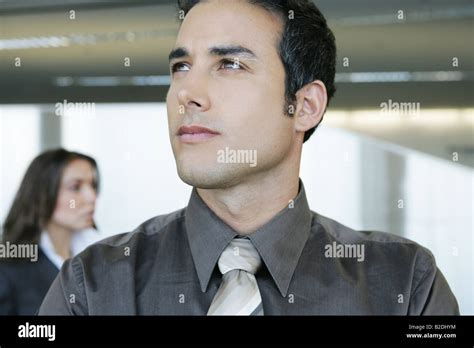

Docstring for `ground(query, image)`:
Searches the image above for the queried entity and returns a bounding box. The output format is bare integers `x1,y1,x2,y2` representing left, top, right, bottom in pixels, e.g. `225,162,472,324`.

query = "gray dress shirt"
38,181,459,315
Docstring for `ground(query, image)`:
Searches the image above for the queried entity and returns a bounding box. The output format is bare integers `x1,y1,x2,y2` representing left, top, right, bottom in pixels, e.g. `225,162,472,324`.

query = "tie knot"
217,238,262,275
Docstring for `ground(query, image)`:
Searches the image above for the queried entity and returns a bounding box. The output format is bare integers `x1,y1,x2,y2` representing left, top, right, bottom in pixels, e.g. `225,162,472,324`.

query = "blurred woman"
0,148,101,315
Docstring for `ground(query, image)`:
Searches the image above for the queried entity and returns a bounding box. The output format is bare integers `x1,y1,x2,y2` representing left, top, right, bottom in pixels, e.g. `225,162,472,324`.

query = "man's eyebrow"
209,45,258,59
168,45,258,62
169,47,189,62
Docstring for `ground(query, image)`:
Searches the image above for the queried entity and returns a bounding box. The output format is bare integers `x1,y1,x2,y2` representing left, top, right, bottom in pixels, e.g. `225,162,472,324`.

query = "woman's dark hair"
177,0,337,142
2,148,100,244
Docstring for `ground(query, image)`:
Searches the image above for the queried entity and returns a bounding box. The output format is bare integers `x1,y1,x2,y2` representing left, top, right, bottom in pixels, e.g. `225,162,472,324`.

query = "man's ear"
293,80,328,135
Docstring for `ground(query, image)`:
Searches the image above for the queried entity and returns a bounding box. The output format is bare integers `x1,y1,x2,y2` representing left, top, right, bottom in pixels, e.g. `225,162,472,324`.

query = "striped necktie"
207,237,264,315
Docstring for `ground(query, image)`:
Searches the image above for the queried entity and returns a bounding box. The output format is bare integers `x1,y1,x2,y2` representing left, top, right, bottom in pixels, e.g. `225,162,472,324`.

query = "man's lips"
177,125,220,143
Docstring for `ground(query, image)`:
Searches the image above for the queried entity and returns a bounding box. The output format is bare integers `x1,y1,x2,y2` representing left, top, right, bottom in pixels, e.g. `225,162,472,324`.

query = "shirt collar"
39,228,101,270
39,231,64,270
185,179,312,297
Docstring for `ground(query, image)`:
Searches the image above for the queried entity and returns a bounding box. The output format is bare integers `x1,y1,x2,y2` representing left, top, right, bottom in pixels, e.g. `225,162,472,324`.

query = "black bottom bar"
0,316,472,346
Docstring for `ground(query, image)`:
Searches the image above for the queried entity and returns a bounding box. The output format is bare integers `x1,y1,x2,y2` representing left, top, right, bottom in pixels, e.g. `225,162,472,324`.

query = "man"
39,0,459,315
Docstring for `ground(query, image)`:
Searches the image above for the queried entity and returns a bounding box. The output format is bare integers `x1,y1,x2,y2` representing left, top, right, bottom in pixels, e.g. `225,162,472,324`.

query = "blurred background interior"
0,0,473,313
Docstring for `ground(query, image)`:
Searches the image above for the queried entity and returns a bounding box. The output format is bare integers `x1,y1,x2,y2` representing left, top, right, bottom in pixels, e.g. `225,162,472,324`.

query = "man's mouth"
177,125,220,144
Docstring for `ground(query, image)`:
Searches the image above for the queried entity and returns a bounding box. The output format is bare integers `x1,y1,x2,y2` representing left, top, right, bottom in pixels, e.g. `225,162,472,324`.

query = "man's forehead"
175,0,282,55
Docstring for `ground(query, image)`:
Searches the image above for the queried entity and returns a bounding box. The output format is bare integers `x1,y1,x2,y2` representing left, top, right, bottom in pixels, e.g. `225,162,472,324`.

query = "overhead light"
53,76,171,87
336,71,472,83
0,29,176,50
336,6,474,26
0,36,70,49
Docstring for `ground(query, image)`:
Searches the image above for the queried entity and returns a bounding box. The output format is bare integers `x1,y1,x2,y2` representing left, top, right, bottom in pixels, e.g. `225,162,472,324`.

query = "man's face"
167,0,295,189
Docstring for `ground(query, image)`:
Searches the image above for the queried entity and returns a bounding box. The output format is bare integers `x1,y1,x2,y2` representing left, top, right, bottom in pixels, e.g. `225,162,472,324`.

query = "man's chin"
178,171,228,189
176,164,246,190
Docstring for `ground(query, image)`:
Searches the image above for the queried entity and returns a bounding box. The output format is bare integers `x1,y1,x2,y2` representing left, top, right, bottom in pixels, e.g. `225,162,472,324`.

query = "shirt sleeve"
38,257,88,315
408,248,460,315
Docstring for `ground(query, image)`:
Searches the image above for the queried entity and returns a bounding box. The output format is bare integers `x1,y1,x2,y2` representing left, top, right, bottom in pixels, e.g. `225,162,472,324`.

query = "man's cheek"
225,130,257,153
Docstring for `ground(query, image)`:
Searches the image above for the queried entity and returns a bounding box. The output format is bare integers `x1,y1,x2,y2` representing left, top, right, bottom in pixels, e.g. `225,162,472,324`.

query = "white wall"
0,106,40,227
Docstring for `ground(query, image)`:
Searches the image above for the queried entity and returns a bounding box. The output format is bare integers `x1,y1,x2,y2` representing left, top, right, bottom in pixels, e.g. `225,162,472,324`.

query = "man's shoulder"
76,208,187,262
310,212,459,315
311,211,435,265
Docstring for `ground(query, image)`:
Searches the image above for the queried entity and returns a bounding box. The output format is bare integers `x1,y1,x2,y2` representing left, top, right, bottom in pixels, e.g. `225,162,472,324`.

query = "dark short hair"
2,148,100,245
177,0,337,142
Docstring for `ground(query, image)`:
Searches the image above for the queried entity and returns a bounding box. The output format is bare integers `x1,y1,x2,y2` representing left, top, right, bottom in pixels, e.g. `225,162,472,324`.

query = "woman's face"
49,159,98,232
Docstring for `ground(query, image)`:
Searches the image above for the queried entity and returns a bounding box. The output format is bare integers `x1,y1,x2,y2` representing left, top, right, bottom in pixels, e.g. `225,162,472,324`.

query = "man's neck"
197,168,300,236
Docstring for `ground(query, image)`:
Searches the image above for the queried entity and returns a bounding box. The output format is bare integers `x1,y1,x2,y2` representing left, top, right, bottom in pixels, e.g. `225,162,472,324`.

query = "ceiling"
0,0,473,107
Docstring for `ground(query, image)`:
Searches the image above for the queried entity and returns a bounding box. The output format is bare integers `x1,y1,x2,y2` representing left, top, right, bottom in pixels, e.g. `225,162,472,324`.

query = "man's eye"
220,59,243,70
171,62,189,73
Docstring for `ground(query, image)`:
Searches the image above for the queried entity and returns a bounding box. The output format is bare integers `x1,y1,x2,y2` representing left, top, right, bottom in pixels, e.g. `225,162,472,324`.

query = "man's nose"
176,69,211,113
